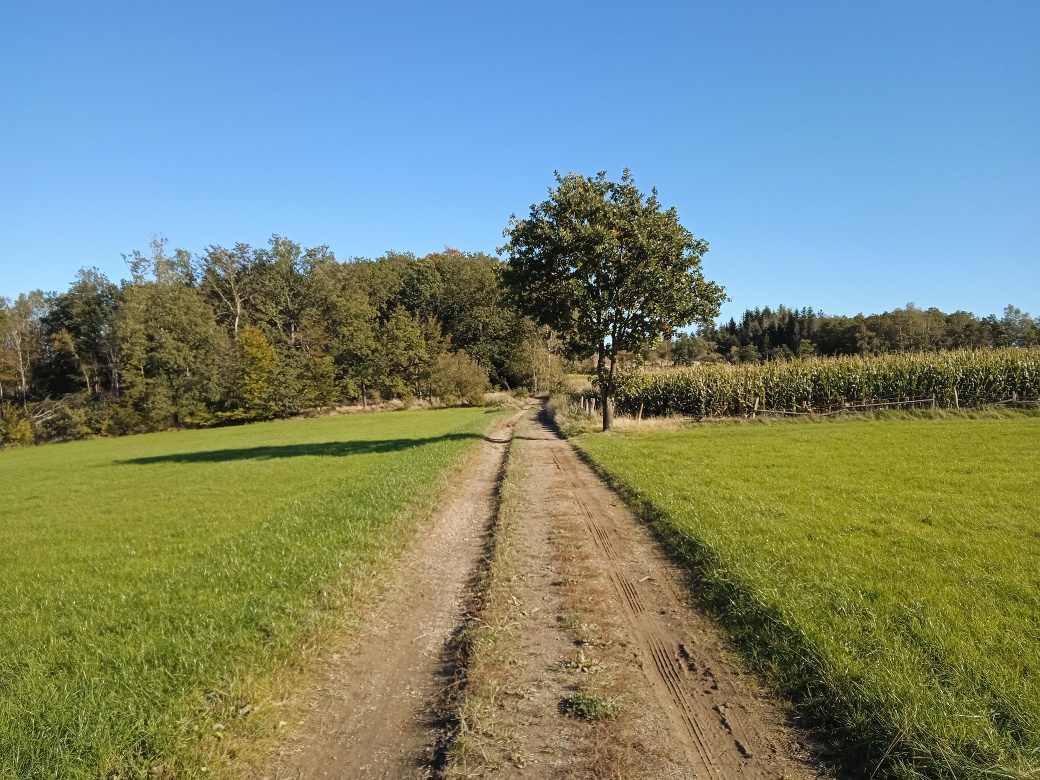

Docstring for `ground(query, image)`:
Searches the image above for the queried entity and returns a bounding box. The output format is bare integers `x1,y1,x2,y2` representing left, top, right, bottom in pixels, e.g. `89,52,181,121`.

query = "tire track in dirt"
265,412,521,780
534,409,823,779
263,405,822,780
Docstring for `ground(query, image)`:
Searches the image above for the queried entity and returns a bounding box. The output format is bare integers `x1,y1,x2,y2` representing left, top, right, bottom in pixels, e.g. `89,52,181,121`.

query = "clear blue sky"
1,1,1037,321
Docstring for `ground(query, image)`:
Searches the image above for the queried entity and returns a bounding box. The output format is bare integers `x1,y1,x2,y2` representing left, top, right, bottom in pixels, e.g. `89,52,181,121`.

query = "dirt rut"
266,406,822,780
266,413,518,780
516,409,822,779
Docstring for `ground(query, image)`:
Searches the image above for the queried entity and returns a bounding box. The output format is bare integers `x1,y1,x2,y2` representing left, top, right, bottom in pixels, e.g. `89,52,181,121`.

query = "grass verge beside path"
0,408,503,780
573,414,1040,779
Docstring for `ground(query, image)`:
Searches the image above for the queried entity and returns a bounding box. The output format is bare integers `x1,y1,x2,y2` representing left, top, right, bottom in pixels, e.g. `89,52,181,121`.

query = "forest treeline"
1,234,1036,445
659,303,1039,366
0,237,563,445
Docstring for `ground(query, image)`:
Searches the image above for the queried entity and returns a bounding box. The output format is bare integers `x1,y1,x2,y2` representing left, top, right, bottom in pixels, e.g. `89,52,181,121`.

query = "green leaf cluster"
502,169,725,362
501,169,725,428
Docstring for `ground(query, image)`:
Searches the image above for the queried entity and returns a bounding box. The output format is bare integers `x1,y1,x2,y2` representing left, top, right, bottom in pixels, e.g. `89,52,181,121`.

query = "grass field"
574,413,1040,779
0,408,501,779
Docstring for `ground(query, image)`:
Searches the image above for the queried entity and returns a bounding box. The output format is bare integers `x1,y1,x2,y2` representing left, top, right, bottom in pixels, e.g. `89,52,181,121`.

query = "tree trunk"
15,342,28,410
601,352,617,431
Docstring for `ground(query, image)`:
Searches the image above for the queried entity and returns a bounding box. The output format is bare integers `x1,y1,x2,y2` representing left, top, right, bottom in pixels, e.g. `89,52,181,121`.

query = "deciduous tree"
502,170,725,429
1,291,46,408
200,243,253,335
431,350,488,406
40,268,120,396
231,325,278,418
117,239,221,428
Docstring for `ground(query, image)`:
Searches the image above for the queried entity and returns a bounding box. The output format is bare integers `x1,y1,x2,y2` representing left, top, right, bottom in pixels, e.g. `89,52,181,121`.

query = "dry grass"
483,391,531,410
441,438,529,777
548,395,693,437
549,393,1040,440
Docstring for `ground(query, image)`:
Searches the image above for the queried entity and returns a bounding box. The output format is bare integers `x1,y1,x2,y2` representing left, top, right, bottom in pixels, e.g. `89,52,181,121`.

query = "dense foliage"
659,304,1040,365
502,170,725,430
0,237,561,445
2,231,1035,445
611,349,1040,417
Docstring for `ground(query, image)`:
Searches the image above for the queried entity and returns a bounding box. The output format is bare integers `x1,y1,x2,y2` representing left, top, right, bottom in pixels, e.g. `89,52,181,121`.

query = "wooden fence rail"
573,392,1039,420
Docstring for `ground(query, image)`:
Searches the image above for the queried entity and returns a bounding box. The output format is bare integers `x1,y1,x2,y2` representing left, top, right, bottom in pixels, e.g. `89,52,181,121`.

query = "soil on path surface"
446,408,826,780
265,412,520,780
534,410,823,778
265,405,824,779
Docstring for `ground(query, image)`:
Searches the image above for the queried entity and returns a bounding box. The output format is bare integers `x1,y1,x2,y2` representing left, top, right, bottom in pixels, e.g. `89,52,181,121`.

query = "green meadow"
0,408,500,779
575,414,1040,779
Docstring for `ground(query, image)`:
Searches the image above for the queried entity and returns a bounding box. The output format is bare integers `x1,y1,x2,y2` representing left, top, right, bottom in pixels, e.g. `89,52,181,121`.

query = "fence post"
953,387,959,409
753,395,759,418
637,402,644,423
931,393,936,409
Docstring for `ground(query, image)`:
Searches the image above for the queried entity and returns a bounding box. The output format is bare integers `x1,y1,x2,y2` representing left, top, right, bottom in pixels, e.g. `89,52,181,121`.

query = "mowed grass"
575,414,1040,779
0,408,502,779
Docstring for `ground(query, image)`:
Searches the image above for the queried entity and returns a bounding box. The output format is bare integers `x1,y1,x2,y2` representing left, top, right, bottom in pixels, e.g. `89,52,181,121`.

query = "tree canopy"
1,224,1035,447
0,238,562,446
501,169,726,429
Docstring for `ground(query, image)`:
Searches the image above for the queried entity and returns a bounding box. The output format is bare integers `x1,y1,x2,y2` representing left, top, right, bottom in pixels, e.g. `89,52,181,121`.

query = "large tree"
501,169,725,429
199,243,254,336
118,239,222,428
1,291,46,408
40,268,120,396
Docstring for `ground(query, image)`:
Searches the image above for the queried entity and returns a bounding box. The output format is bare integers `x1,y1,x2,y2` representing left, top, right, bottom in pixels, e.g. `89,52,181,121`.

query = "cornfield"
605,348,1040,418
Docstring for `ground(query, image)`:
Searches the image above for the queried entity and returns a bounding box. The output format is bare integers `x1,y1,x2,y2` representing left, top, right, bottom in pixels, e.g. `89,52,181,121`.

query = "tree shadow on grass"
117,432,483,465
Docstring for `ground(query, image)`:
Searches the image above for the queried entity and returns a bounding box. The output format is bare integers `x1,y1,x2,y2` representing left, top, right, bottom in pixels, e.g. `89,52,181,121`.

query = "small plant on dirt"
561,693,621,721
562,649,605,674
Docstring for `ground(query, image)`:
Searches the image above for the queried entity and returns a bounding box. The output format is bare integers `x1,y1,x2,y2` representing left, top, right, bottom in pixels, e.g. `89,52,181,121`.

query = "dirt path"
445,408,825,779
265,405,823,779
527,410,822,779
265,412,520,780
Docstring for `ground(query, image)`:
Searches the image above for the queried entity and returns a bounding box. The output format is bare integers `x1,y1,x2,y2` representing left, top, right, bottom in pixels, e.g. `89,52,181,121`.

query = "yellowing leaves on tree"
233,325,278,419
